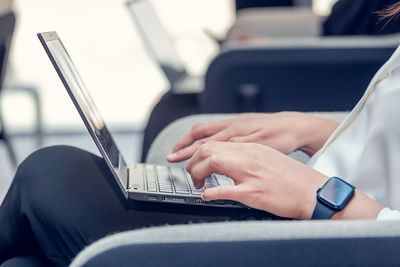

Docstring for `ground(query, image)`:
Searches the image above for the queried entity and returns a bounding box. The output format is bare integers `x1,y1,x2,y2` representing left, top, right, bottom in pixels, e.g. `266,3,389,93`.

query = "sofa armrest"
71,220,400,266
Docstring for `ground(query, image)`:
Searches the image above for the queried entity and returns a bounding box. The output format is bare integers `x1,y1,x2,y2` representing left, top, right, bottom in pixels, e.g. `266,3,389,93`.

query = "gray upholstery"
205,34,399,114
71,219,400,267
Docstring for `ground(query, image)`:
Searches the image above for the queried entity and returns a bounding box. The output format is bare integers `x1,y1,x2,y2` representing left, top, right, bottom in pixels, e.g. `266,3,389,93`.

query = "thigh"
1,146,265,266
1,255,51,267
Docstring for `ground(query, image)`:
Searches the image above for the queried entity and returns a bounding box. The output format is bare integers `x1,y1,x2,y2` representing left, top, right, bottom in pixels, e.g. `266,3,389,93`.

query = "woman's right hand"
167,112,339,163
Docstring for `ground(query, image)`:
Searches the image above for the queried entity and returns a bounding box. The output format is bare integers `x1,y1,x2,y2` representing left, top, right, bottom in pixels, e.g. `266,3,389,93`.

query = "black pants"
0,146,272,266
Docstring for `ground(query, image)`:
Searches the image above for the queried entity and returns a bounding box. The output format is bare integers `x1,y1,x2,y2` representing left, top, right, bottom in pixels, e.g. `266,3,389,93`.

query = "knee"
12,145,110,219
14,145,104,197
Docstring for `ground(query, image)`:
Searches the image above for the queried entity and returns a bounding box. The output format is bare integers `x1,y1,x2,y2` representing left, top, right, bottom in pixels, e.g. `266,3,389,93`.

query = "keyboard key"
204,176,219,189
129,165,145,190
147,183,157,192
159,186,174,193
170,167,190,194
145,165,158,192
184,170,205,194
214,174,235,186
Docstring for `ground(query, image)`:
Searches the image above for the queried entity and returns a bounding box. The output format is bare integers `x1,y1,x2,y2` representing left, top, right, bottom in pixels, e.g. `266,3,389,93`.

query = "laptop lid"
125,0,187,84
37,31,129,197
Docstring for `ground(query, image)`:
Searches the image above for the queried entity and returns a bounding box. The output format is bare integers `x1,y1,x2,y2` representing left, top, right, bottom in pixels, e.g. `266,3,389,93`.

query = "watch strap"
311,199,336,220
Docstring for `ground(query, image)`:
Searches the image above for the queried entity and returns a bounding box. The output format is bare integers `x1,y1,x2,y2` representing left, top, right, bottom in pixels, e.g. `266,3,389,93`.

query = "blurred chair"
125,0,205,162
235,0,294,11
140,34,399,161
0,11,17,167
235,0,312,11
71,213,400,267
0,11,43,168
201,35,400,113
226,7,323,40
125,0,203,94
228,0,400,42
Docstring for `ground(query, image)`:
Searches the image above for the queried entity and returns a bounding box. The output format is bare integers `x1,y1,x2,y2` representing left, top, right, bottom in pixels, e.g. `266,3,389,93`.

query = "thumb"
202,185,240,202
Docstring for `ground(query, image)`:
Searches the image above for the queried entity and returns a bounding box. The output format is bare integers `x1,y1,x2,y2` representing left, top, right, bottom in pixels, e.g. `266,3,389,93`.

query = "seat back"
202,37,399,113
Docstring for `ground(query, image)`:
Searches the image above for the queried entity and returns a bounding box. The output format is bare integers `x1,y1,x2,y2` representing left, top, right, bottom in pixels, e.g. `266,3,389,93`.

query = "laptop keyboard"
131,165,232,195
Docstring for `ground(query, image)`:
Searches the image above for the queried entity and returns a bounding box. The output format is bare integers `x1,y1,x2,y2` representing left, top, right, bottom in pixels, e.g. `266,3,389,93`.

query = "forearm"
332,190,383,220
296,114,340,156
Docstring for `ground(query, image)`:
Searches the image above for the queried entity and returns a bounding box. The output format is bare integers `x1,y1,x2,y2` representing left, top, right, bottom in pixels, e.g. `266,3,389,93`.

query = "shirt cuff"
376,207,400,221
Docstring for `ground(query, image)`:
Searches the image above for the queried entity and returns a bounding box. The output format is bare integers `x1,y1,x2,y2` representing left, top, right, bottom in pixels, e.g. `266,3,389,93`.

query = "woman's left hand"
186,141,329,219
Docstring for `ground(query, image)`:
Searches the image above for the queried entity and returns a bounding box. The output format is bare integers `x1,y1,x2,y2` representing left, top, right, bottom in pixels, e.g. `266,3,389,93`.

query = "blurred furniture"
0,11,17,167
141,34,399,161
323,0,400,36
235,0,294,11
229,1,400,42
71,220,400,267
201,35,400,113
125,0,203,94
0,11,43,168
226,7,324,40
3,84,43,147
235,0,312,11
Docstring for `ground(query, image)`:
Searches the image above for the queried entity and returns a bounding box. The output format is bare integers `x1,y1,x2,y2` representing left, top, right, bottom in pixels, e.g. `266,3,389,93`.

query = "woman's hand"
167,112,339,163
186,141,383,220
186,141,328,219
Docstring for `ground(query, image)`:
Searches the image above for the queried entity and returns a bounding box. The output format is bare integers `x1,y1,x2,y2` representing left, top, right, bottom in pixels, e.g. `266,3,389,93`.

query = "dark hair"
377,2,400,26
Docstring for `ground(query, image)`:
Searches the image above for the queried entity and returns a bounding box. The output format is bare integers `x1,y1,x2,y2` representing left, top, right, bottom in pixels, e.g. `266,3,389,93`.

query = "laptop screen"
126,0,187,83
38,32,129,194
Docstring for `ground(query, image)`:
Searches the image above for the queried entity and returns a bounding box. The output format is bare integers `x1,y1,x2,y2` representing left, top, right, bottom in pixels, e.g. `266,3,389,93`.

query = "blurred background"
2,0,400,201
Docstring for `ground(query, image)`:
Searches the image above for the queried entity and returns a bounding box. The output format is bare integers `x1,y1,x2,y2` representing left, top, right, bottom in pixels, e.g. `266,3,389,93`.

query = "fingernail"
166,153,177,161
201,193,206,201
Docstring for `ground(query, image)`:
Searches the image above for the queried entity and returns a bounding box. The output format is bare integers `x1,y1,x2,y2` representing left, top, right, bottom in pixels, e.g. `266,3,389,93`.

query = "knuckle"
198,143,212,158
191,123,203,132
208,154,221,169
185,164,192,173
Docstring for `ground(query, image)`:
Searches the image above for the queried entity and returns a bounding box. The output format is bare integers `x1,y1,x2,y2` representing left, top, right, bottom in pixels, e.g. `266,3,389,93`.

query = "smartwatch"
311,177,355,220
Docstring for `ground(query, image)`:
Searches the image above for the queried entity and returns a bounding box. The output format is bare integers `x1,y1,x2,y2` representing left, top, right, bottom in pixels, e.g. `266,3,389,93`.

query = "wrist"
331,189,383,220
299,173,329,220
298,115,339,156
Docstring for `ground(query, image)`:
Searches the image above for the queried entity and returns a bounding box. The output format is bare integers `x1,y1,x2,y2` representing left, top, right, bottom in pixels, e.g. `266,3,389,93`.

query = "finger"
186,144,219,188
229,131,262,143
186,143,248,186
173,120,230,152
167,143,200,162
202,185,246,203
168,128,236,162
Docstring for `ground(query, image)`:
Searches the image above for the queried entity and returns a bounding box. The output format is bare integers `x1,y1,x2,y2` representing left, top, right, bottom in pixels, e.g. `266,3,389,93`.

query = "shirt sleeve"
377,207,400,221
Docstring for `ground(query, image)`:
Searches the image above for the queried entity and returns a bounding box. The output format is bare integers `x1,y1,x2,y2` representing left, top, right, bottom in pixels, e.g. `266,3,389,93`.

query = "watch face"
318,177,355,209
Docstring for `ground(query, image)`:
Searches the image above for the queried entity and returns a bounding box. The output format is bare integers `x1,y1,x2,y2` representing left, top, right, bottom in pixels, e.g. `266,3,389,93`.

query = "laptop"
37,31,245,209
125,0,203,94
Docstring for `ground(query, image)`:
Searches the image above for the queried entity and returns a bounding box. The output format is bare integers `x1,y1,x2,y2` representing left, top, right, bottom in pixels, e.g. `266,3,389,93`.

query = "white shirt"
307,45,400,220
